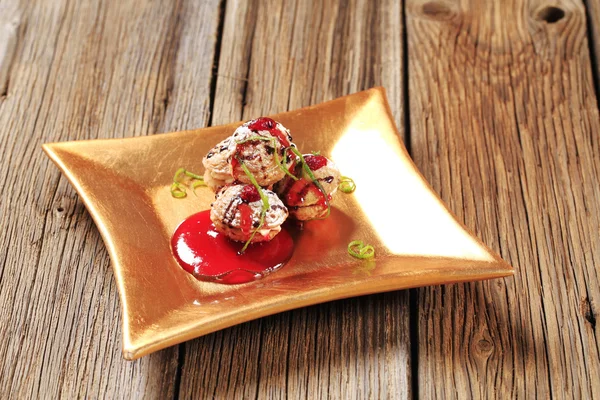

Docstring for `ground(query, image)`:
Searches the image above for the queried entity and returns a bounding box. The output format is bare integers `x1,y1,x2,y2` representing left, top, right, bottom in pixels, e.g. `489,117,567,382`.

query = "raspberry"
240,185,261,202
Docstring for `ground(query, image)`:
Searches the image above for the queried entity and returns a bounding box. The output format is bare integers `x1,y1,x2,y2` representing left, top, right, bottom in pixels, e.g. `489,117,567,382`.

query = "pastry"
202,117,297,191
275,154,341,221
210,184,288,243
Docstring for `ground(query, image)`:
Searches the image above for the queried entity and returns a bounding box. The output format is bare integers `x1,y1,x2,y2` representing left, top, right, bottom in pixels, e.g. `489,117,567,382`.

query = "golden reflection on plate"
43,88,513,360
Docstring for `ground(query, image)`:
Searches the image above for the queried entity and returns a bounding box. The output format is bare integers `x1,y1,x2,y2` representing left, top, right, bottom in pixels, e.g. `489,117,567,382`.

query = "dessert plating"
170,116,360,284
202,117,345,246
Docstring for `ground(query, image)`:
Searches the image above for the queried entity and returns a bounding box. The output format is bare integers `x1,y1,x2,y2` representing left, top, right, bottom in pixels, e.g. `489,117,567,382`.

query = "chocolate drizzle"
223,197,242,226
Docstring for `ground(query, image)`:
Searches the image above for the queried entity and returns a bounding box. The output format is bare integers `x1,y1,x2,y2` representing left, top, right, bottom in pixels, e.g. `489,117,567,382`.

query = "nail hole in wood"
422,1,454,20
0,78,8,98
582,297,596,328
586,309,597,328
537,6,565,23
57,207,64,212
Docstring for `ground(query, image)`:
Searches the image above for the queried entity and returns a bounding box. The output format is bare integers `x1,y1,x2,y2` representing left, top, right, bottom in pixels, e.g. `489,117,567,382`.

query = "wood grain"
0,0,220,397
0,1,19,97
3,0,600,397
406,0,600,397
177,0,411,398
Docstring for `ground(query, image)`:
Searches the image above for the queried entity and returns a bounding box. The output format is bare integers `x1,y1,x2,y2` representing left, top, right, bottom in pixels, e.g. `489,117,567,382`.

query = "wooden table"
1,0,598,398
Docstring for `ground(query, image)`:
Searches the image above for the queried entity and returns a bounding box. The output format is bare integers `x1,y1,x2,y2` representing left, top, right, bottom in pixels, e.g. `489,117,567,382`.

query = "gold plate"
43,88,513,360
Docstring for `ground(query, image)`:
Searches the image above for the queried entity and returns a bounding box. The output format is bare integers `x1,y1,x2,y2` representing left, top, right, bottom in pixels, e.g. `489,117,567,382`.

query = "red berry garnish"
248,117,276,131
304,154,328,171
240,185,261,203
248,117,290,147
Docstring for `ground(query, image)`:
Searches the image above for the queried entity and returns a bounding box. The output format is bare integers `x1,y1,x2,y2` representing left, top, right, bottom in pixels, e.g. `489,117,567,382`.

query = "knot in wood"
420,1,457,21
474,337,494,357
536,5,566,24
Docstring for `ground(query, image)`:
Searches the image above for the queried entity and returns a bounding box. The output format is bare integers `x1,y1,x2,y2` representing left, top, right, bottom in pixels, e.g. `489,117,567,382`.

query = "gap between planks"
583,0,600,102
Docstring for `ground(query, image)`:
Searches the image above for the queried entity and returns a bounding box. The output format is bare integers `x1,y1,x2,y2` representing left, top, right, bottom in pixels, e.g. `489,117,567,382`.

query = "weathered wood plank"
177,0,411,398
406,0,600,398
0,1,20,97
0,0,220,397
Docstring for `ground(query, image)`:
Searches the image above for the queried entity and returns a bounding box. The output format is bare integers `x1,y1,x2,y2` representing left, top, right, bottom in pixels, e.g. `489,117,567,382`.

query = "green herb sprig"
338,176,356,193
347,240,375,259
237,156,270,254
170,168,206,198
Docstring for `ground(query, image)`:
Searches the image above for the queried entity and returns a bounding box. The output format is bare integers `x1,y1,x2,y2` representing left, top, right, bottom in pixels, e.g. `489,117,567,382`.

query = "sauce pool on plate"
171,210,294,284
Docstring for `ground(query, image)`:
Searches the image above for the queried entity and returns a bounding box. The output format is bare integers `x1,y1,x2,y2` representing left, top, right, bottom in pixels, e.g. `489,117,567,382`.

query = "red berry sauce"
248,117,276,131
248,117,291,147
171,211,294,284
237,203,254,235
285,178,330,208
304,154,328,171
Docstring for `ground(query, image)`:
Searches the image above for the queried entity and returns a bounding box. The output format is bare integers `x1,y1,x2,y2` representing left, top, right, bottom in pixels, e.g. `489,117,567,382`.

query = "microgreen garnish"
311,150,321,155
235,135,298,180
170,183,187,198
191,181,206,195
347,240,375,259
237,156,270,254
289,147,331,219
339,176,356,193
170,168,206,198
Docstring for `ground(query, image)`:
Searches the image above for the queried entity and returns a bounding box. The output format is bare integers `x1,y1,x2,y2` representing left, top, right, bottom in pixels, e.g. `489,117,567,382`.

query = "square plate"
43,88,513,360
